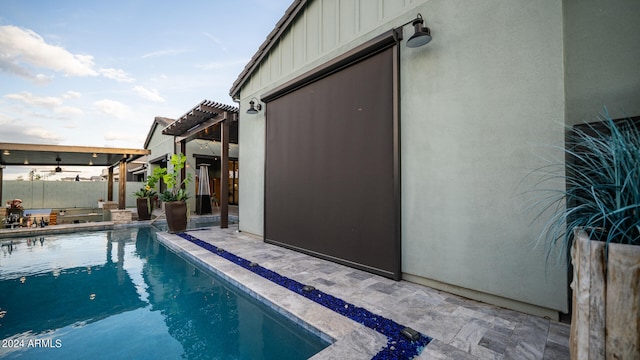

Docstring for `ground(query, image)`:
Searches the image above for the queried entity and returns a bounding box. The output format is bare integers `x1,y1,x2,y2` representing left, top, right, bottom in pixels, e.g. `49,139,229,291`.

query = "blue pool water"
0,227,329,359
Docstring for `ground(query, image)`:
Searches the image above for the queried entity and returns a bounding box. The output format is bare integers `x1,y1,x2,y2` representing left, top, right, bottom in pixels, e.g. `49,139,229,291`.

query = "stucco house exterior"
229,0,640,320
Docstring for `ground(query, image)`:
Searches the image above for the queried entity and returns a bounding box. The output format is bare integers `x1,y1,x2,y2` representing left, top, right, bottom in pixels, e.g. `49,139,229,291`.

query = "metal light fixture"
2,150,10,155
406,13,432,48
246,97,262,114
92,153,98,158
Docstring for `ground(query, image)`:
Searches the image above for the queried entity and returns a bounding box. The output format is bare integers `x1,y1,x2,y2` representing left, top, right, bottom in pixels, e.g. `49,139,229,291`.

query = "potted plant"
528,109,639,359
158,153,192,233
133,167,163,221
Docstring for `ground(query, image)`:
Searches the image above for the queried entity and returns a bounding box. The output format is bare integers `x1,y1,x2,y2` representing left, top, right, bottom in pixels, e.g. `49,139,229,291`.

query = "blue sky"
0,0,291,179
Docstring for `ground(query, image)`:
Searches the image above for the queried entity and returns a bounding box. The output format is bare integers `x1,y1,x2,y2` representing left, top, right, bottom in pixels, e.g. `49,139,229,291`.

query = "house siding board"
305,1,321,61
339,0,357,42
292,19,306,69
280,30,294,73
320,0,338,52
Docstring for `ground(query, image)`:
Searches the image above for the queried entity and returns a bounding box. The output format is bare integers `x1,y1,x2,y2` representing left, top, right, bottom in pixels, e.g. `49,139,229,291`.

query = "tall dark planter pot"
165,201,187,233
136,198,152,221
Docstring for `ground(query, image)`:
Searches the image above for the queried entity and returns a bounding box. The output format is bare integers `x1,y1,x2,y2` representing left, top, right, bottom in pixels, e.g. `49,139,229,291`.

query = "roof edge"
229,0,309,98
143,116,174,149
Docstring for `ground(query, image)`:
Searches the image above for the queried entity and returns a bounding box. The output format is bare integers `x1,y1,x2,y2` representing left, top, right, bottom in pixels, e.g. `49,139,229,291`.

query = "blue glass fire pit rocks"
177,232,432,360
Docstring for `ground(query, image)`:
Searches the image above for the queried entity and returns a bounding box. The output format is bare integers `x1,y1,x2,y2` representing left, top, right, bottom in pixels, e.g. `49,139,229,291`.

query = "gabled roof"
142,116,174,149
229,0,309,98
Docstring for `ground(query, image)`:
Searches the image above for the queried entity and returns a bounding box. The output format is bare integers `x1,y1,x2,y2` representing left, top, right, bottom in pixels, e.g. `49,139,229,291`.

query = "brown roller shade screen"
265,46,400,279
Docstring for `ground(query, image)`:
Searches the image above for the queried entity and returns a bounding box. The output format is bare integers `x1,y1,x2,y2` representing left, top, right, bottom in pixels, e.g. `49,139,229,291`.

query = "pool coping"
155,229,394,359
0,215,238,239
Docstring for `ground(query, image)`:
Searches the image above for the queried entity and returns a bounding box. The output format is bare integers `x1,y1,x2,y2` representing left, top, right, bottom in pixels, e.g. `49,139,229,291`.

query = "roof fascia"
229,0,309,98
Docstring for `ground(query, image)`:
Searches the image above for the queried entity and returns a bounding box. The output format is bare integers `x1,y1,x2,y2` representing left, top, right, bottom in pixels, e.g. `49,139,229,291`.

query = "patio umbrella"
196,165,212,215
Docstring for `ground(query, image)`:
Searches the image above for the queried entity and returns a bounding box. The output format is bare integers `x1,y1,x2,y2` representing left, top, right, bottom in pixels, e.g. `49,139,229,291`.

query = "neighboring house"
140,101,240,212
229,0,640,320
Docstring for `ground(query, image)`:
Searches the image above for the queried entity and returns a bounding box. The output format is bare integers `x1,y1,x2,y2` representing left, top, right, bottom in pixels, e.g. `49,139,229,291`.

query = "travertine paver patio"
156,224,570,359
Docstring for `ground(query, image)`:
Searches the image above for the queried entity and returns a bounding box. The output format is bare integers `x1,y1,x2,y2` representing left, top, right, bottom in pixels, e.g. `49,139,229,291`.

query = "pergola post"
108,167,114,201
0,166,3,205
118,159,126,209
220,116,229,228
180,140,187,190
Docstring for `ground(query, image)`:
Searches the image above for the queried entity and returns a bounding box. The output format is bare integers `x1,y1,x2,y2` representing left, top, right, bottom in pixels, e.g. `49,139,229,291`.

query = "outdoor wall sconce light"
399,13,432,48
246,97,262,114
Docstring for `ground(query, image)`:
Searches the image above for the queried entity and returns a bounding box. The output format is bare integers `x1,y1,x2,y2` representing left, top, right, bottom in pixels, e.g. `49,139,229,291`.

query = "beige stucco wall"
400,0,567,315
236,0,593,316
2,180,144,209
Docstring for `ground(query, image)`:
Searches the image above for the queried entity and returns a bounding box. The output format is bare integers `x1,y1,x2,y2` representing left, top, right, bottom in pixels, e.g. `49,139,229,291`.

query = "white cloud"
34,73,54,84
4,91,83,118
0,114,63,144
133,85,165,102
0,25,98,78
93,99,132,119
54,106,84,117
141,48,187,59
24,127,64,142
103,130,145,145
99,68,135,82
5,91,62,108
62,91,82,99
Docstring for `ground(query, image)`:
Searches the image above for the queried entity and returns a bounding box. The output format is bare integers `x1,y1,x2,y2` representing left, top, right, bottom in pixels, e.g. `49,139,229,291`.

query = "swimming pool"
0,227,329,359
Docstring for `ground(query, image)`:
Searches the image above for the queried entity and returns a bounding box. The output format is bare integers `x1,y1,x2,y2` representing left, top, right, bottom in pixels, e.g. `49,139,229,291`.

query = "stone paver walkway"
156,225,570,359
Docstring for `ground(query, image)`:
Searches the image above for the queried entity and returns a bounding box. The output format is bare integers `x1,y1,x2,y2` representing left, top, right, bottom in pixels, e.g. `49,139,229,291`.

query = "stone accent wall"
109,209,131,224
102,202,118,210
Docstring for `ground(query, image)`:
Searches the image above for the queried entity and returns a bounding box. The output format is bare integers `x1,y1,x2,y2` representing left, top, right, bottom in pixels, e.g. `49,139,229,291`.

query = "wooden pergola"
162,100,239,228
0,143,150,209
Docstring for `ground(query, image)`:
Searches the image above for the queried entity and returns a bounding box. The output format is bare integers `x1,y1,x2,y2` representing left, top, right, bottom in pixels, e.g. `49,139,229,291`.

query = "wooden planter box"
570,228,640,359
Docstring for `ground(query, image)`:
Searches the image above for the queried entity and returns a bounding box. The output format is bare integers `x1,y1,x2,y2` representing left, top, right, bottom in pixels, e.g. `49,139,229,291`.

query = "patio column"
180,140,186,190
108,166,114,201
118,159,126,209
0,166,3,205
220,116,229,228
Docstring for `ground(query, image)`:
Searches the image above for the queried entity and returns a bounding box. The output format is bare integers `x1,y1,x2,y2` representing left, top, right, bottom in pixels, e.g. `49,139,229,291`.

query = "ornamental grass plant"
527,109,640,263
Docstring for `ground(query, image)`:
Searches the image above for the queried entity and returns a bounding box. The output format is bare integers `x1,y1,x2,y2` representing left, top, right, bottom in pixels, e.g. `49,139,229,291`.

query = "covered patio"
0,143,150,209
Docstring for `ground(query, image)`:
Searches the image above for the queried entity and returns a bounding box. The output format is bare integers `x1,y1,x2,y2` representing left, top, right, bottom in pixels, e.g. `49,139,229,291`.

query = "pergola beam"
174,114,224,144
